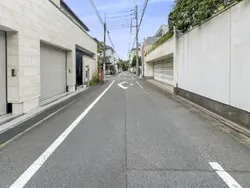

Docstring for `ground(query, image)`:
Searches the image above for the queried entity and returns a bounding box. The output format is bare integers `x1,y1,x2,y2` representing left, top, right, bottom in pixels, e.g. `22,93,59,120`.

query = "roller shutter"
40,43,66,101
153,60,173,84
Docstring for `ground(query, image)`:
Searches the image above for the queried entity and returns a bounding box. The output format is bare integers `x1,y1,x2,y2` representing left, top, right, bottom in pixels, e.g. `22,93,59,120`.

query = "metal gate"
40,43,67,101
0,31,6,115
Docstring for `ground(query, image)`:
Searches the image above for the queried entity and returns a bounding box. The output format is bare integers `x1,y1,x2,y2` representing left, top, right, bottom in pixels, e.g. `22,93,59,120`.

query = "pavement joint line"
126,168,250,173
209,162,243,188
124,81,128,188
8,80,115,188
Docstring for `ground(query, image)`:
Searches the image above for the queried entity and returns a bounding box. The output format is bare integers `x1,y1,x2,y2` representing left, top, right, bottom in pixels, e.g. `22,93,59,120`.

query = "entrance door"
0,31,6,115
76,52,83,86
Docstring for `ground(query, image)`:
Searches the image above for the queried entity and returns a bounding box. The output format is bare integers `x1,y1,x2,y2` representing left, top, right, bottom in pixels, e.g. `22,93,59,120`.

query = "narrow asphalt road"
0,72,250,188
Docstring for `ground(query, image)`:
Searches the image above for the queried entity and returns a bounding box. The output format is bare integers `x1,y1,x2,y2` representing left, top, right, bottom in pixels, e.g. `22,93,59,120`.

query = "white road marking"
209,162,242,188
118,72,123,77
136,81,143,90
118,81,128,90
9,81,115,188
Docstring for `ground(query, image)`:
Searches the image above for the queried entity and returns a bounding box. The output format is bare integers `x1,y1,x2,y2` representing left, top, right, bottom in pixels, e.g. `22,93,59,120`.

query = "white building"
0,0,97,115
105,45,116,65
129,45,141,65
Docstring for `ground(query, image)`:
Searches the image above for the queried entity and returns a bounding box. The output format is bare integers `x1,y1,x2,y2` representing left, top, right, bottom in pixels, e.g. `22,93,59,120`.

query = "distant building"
129,45,141,65
105,45,116,65
154,24,169,37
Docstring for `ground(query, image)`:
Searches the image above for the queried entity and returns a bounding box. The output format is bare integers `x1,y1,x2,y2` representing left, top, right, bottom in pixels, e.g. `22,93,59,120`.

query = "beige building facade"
0,0,97,115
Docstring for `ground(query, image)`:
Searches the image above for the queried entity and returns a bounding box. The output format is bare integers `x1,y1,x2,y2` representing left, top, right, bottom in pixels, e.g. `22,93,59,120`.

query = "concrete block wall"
0,0,97,114
177,1,250,113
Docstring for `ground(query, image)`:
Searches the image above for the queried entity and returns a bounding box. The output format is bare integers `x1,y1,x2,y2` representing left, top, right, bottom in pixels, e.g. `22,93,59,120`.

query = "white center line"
9,81,115,188
209,162,242,188
136,81,143,90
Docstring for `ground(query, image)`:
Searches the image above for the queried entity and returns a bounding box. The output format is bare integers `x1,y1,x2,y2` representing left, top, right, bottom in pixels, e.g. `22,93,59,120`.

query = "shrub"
168,0,242,34
89,71,100,86
147,32,173,55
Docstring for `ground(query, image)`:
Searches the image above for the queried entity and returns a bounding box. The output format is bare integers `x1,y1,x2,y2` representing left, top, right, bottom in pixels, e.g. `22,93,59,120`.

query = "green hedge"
168,0,242,34
146,32,173,55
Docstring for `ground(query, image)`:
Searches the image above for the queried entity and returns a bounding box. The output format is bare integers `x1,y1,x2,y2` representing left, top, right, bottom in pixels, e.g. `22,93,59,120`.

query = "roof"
60,0,90,31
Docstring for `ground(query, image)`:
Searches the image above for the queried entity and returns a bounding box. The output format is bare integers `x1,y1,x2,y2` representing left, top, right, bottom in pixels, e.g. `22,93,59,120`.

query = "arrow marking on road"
118,81,133,90
118,81,128,90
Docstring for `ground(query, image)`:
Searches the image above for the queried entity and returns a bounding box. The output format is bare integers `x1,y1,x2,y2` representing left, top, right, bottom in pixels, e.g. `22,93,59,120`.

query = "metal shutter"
40,43,66,101
0,31,6,115
154,60,173,84
154,62,163,82
162,60,173,84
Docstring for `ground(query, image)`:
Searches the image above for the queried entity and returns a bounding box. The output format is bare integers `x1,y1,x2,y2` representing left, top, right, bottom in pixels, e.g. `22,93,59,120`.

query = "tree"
168,0,241,34
117,59,129,71
131,55,141,67
98,42,104,56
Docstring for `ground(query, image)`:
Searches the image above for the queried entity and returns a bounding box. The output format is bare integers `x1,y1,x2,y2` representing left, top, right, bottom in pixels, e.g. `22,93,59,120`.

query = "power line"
138,0,149,33
106,13,134,19
106,9,133,15
88,0,104,26
87,0,119,59
107,19,130,24
130,0,148,55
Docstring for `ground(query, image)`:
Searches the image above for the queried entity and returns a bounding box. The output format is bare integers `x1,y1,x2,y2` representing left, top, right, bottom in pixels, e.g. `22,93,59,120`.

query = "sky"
64,0,174,60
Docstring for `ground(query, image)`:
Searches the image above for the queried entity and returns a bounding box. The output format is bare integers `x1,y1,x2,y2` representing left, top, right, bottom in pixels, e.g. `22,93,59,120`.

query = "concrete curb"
145,79,250,138
0,83,103,146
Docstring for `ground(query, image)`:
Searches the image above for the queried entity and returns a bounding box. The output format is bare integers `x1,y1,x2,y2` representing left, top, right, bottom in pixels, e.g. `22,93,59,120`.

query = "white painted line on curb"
136,81,143,90
209,162,242,188
9,81,115,188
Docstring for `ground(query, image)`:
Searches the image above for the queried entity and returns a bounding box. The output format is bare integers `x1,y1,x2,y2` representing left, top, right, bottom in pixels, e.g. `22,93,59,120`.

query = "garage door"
0,31,6,115
154,60,173,84
40,43,66,101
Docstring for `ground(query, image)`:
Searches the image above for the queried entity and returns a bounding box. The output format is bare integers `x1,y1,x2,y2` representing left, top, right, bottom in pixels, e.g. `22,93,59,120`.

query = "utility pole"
103,13,106,81
135,5,139,77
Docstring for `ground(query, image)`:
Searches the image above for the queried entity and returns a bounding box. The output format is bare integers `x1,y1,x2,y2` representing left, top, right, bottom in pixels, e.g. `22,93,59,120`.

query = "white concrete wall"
145,37,174,63
83,56,97,81
0,0,97,114
177,1,250,112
